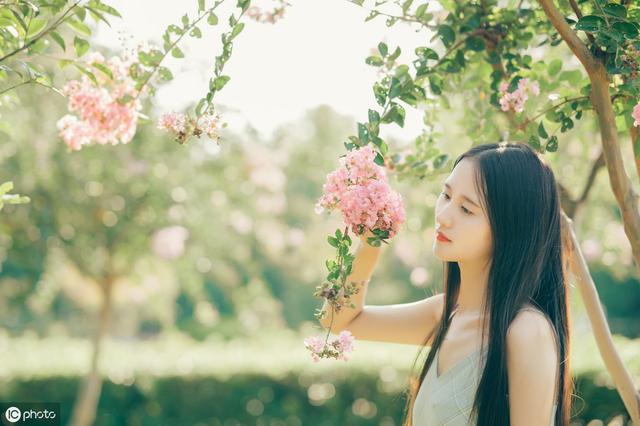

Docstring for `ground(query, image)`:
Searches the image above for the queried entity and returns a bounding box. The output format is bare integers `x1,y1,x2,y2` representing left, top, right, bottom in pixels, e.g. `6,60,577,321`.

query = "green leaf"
198,0,205,12
85,6,111,27
436,24,455,47
378,42,388,57
560,117,574,132
365,56,384,66
358,122,369,143
0,181,14,194
158,67,173,81
465,36,485,52
190,26,202,38
612,21,638,38
58,59,73,69
181,14,189,28
381,103,405,127
73,36,89,57
327,236,339,248
368,109,380,126
92,61,113,79
229,23,244,40
213,75,230,90
546,136,558,152
207,12,218,25
433,154,448,169
538,121,548,139
528,134,541,150
73,64,98,85
374,152,385,166
416,47,438,60
547,58,562,76
389,77,402,99
10,9,27,33
26,17,46,38
50,31,66,51
88,1,121,17
171,47,184,58
67,19,92,37
388,46,401,61
603,3,626,19
195,98,207,116
575,15,606,32
415,4,429,19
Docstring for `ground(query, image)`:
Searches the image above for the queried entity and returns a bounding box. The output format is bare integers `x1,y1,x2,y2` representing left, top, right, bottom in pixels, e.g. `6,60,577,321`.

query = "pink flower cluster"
157,111,224,144
315,145,405,238
304,330,355,363
246,0,290,24
633,103,640,127
498,78,540,113
57,52,141,151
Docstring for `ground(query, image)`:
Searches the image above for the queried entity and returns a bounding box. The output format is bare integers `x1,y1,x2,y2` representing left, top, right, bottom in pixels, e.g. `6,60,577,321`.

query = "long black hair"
402,142,572,425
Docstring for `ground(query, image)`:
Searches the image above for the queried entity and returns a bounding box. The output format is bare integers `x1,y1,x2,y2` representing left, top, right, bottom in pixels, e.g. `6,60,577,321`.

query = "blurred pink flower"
151,225,189,260
57,54,141,151
632,103,640,127
157,111,224,144
158,111,187,134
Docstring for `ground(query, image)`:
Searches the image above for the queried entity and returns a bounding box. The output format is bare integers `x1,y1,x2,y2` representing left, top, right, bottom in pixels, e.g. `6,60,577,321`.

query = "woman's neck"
456,258,491,313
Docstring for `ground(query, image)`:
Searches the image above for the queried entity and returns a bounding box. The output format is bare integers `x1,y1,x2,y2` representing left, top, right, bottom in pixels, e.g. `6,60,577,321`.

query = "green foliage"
0,0,121,98
0,181,30,210
350,0,640,169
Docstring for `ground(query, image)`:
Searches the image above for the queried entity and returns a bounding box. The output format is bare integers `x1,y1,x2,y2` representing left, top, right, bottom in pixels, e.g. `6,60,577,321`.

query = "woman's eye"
440,192,472,215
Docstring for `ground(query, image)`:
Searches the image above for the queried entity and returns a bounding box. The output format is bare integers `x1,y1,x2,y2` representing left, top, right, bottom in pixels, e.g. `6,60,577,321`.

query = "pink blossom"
57,54,141,151
498,78,540,113
316,145,405,238
245,1,289,24
303,330,355,363
198,111,223,142
303,335,325,363
157,111,225,144
633,103,640,127
158,111,187,134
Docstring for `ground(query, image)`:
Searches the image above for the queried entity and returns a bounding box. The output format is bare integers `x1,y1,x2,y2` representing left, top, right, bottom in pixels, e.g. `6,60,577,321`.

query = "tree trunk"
68,273,114,426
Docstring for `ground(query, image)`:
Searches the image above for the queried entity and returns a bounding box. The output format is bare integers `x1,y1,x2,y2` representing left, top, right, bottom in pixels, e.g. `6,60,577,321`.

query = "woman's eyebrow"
443,182,481,208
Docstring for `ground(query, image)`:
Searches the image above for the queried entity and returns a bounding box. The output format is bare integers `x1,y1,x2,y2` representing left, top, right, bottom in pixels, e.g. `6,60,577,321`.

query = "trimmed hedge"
0,371,631,425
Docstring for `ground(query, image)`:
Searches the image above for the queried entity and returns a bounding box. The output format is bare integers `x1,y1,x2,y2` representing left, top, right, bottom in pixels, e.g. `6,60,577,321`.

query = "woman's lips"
436,231,451,242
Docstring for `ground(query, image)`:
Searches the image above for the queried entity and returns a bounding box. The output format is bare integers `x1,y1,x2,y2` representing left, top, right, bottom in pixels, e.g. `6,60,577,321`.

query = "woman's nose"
436,206,453,228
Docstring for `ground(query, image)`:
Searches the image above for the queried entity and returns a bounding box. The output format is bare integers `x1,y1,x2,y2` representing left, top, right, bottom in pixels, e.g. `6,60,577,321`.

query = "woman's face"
432,158,492,263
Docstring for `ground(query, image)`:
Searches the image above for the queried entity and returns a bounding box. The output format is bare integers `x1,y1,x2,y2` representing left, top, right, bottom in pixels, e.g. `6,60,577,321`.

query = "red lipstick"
436,231,451,242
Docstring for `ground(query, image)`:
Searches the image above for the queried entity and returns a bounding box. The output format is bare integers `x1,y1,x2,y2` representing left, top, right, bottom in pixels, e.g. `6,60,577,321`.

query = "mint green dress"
411,344,557,425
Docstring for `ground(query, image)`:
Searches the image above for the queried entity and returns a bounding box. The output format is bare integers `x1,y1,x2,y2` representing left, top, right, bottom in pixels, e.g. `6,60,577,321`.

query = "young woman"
320,142,571,425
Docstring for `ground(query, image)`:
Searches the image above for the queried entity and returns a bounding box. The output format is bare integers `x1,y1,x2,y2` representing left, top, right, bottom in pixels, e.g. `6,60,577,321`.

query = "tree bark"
68,272,115,426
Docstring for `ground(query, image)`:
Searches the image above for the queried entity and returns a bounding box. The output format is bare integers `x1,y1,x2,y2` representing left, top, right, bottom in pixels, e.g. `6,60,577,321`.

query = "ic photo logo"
1,403,59,425
4,407,20,423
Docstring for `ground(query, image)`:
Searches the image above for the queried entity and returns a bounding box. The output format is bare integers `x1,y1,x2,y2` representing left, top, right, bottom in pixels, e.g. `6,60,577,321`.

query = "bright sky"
93,0,437,142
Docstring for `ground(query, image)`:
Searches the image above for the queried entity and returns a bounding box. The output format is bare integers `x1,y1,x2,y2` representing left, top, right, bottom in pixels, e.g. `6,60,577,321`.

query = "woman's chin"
432,244,456,262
